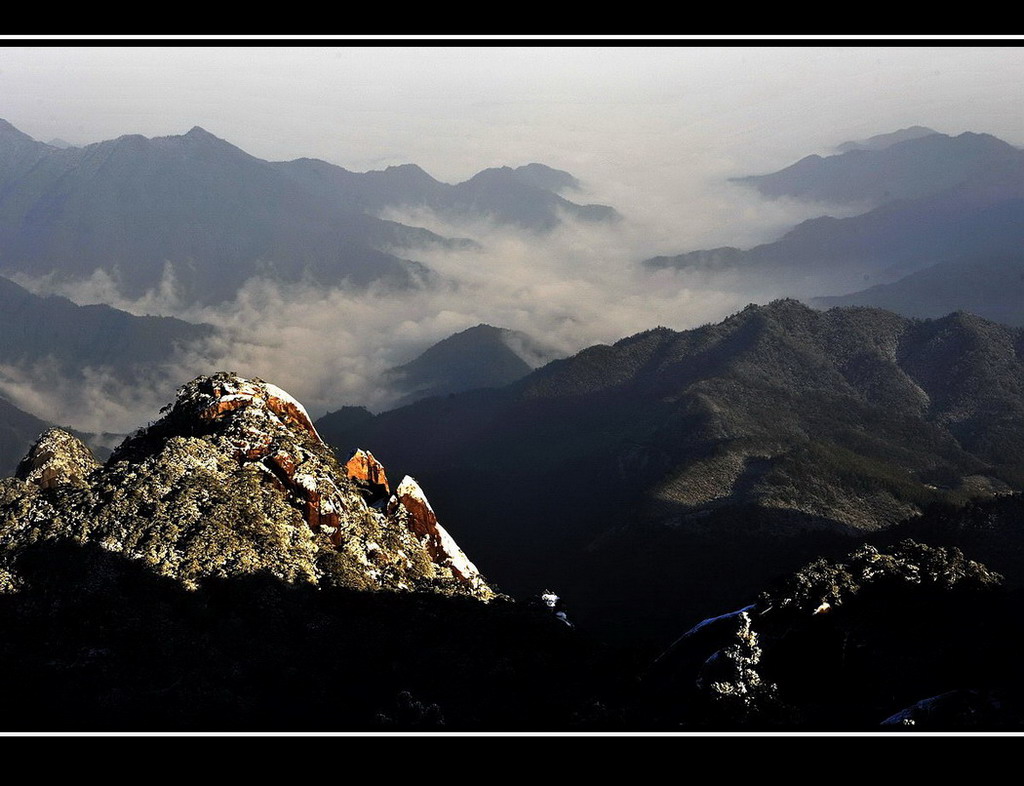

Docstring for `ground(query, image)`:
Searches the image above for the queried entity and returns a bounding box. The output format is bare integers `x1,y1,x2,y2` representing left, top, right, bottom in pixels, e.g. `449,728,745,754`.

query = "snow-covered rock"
0,373,494,600
16,428,100,489
387,475,492,598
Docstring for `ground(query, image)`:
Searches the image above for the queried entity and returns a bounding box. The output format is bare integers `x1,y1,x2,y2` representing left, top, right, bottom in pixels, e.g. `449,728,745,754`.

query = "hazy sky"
2,44,1022,184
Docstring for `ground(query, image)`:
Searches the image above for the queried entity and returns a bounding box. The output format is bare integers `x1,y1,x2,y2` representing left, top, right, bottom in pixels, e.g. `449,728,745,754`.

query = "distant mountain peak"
177,125,243,152
748,297,807,311
835,126,940,153
184,125,217,139
385,163,427,174
511,163,581,193
0,118,45,149
380,162,438,184
380,324,562,409
459,322,505,336
951,130,1020,152
743,128,1024,198
463,166,516,185
723,298,816,323
464,164,578,192
0,118,33,137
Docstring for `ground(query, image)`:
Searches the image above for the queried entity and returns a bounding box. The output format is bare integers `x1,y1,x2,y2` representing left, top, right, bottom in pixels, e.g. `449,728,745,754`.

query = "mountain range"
317,300,1024,638
0,368,1018,729
647,130,1024,298
813,254,1024,326
0,274,213,372
1,117,1023,729
734,130,1021,206
273,159,613,231
0,119,615,304
0,272,219,471
834,125,939,153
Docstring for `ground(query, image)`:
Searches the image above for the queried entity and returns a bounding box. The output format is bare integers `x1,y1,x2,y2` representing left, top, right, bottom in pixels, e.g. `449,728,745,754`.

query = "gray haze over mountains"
0,116,836,433
650,131,1024,296
2,115,1022,437
0,46,1021,437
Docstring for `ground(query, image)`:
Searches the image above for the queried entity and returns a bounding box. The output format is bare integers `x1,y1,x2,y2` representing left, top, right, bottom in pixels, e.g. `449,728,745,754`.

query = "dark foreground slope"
0,539,600,731
320,301,1024,639
640,538,1022,730
0,372,1021,730
7,533,1019,731
0,373,623,730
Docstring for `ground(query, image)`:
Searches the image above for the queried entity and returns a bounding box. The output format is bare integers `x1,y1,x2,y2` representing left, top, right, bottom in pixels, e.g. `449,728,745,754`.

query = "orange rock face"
196,378,321,442
344,449,390,499
199,396,251,423
393,482,436,542
181,375,344,543
265,394,320,441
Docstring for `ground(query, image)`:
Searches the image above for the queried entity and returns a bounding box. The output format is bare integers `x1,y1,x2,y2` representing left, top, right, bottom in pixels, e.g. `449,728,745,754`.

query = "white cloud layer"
3,192,860,434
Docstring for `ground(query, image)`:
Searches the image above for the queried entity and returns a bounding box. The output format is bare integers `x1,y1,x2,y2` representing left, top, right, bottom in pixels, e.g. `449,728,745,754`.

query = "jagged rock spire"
344,448,390,502
387,475,491,597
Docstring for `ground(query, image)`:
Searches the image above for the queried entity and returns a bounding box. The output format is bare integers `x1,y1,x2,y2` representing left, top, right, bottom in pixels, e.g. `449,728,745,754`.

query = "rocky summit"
0,372,493,600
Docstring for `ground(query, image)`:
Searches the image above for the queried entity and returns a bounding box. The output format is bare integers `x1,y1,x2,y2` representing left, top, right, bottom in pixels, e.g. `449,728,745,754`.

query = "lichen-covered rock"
0,373,494,600
16,429,100,489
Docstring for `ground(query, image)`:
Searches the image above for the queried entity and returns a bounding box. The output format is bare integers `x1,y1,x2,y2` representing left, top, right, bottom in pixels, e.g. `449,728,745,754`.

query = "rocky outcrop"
387,475,491,597
0,373,493,600
344,448,390,502
15,429,100,489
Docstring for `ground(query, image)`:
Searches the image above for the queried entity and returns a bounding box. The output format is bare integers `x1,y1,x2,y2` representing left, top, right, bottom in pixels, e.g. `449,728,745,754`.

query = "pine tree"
698,611,780,725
